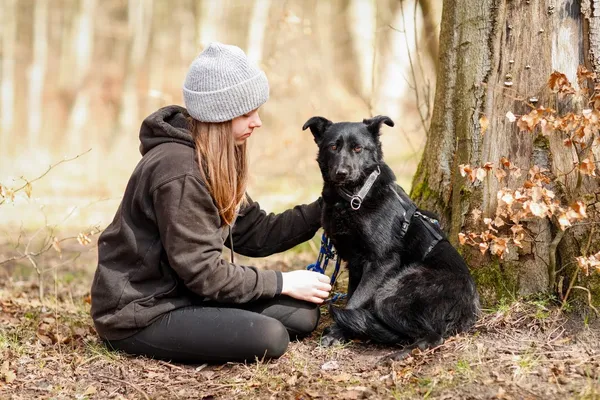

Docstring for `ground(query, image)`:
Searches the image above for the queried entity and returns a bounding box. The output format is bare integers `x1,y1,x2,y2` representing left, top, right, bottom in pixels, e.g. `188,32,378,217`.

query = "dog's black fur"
303,115,480,360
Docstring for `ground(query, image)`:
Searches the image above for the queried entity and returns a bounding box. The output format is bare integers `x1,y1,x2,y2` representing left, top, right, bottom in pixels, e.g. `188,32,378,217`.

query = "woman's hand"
281,270,332,304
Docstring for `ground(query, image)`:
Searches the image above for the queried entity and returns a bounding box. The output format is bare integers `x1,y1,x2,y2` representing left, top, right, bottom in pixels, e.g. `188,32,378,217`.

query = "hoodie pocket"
133,281,180,328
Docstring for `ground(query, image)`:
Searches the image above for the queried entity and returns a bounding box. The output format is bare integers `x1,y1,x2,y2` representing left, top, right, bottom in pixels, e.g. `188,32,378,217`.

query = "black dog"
303,115,480,360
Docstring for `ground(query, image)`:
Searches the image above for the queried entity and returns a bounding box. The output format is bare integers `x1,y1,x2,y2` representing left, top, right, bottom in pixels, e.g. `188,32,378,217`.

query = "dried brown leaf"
569,200,587,219
479,242,489,255
77,233,92,246
548,71,575,94
576,65,596,87
558,214,572,230
495,168,507,183
480,115,489,135
475,168,487,182
579,158,597,176
459,164,471,178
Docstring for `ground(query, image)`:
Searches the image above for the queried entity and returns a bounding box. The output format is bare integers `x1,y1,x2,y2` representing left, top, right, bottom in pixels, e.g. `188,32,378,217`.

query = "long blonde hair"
189,118,248,226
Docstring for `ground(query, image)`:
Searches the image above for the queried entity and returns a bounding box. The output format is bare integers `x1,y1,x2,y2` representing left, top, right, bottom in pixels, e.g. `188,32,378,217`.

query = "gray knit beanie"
183,42,270,123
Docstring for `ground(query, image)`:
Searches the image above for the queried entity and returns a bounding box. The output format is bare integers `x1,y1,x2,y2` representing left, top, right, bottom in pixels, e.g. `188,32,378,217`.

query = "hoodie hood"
139,105,194,156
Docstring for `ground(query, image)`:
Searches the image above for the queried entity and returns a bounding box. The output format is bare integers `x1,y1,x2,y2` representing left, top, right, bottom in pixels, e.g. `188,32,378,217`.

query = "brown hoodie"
91,105,322,340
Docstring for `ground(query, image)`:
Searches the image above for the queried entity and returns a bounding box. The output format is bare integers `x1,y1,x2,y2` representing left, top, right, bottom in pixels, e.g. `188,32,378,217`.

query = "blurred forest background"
0,0,440,231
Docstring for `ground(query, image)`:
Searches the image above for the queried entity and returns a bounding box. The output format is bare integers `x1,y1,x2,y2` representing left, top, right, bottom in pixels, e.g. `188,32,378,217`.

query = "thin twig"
26,255,43,300
14,149,92,192
157,359,184,371
571,286,600,315
97,375,151,400
562,225,595,307
548,229,565,291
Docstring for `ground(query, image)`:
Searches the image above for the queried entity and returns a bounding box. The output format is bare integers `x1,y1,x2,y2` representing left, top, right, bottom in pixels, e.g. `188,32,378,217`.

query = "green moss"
560,232,600,313
411,180,429,200
410,175,442,206
583,274,600,310
533,134,550,150
470,259,519,307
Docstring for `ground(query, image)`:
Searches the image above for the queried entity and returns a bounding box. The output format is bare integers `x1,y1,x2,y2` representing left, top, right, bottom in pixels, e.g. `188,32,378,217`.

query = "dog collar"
336,166,381,210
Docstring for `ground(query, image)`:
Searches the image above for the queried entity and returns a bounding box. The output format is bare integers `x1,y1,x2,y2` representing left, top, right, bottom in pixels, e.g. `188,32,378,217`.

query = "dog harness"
389,184,444,258
308,173,445,303
334,166,444,258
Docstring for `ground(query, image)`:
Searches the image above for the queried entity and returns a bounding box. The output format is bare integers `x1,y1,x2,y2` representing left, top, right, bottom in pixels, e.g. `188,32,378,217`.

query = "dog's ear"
363,115,394,136
302,116,332,144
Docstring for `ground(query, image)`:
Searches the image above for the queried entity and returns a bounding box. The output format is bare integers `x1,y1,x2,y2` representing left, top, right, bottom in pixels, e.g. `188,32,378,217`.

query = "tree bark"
411,0,600,305
582,0,600,75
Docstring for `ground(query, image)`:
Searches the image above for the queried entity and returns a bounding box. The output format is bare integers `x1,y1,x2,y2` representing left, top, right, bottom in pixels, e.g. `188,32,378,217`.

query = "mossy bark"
411,0,600,308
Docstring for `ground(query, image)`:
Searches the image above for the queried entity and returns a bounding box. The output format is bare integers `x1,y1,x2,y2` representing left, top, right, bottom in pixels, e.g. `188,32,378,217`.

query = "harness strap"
389,185,417,238
390,184,444,258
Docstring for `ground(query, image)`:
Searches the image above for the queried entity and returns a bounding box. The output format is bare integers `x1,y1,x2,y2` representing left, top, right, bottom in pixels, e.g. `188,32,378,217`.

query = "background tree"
411,0,600,307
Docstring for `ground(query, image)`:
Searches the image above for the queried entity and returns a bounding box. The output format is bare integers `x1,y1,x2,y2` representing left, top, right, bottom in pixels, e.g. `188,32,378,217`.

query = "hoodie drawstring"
229,226,235,263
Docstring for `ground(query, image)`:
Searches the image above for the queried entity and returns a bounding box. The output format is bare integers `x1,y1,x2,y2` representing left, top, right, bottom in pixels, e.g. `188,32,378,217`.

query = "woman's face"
232,109,262,145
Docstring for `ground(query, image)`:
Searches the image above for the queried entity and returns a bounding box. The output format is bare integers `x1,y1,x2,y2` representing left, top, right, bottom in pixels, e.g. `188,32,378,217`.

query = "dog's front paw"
321,333,343,347
320,325,346,347
377,348,414,365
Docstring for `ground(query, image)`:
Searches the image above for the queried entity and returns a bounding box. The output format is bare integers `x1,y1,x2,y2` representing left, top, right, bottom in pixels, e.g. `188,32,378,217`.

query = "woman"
90,42,331,364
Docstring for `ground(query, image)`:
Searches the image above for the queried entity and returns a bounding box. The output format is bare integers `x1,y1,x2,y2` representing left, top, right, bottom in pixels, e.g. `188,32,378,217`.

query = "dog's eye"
353,146,363,153
330,145,337,151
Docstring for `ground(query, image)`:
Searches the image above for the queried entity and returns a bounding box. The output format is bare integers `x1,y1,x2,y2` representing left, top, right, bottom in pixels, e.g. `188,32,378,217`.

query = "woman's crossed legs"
105,296,320,363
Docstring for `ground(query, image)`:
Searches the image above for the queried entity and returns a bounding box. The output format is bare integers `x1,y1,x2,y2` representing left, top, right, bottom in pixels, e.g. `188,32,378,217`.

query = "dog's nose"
335,169,349,180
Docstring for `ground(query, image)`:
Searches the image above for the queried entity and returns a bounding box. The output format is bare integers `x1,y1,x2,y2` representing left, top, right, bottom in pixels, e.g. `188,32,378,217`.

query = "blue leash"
306,234,347,303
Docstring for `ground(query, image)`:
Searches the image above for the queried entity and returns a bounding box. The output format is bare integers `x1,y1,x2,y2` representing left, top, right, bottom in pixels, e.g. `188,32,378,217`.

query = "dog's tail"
329,307,403,344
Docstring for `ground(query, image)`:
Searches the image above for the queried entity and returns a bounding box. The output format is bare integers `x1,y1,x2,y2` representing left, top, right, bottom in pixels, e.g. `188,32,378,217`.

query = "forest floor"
1,234,600,400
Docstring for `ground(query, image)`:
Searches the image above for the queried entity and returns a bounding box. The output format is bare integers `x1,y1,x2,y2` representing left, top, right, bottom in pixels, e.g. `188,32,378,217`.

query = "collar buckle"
350,195,362,210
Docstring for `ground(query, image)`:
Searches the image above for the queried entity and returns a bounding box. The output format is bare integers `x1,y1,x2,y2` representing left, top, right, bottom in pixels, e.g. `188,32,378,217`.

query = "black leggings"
105,296,320,364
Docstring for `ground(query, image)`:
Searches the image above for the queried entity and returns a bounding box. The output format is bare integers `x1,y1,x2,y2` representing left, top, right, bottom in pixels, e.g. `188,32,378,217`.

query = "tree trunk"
197,0,223,47
344,0,377,109
246,0,271,65
27,0,48,148
113,0,153,146
411,0,600,306
1,0,17,151
64,0,97,151
417,0,440,67
146,0,170,114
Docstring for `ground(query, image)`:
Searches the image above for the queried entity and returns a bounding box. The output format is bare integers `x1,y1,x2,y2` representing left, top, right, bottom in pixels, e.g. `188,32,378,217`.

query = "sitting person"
90,42,331,364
